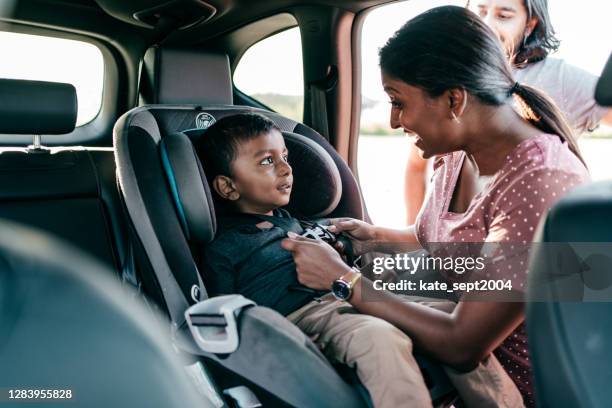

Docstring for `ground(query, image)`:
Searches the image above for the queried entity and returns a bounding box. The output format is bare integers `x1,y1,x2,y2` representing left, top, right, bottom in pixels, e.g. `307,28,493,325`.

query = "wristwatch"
331,267,362,301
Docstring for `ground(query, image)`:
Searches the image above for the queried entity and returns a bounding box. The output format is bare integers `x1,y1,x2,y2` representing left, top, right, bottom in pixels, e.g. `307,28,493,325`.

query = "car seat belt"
310,86,330,139
308,66,338,140
223,210,355,269
116,177,198,335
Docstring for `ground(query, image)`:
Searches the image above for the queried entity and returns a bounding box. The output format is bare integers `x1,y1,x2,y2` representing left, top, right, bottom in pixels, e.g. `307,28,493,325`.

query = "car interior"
1,0,611,406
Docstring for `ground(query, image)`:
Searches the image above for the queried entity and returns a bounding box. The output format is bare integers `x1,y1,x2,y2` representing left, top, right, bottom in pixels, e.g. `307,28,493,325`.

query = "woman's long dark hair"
379,6,584,165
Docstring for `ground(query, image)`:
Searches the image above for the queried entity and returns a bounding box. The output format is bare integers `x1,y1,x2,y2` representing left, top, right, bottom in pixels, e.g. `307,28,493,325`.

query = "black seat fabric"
0,78,77,135
0,220,208,408
0,79,130,277
0,148,130,273
595,51,612,105
141,47,233,105
527,181,612,407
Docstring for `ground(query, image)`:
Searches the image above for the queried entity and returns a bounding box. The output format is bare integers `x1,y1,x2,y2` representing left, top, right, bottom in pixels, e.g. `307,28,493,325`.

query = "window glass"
359,0,612,229
359,1,463,228
0,31,104,127
234,27,304,122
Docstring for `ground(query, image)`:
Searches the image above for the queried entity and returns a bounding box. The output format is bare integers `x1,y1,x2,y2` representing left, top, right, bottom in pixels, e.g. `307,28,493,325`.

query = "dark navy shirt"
202,209,316,316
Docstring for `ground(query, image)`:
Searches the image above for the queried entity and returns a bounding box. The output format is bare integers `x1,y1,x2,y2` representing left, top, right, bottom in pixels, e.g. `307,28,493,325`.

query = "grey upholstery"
0,220,208,408
142,47,233,105
0,78,77,134
161,132,216,243
527,181,612,407
181,305,367,407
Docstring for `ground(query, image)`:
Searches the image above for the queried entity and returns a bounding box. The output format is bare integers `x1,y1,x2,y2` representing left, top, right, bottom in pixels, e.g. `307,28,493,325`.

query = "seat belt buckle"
185,295,255,354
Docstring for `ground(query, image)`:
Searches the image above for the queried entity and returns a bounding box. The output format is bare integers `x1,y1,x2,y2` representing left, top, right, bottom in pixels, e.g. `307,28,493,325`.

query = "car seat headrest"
0,78,77,134
160,132,216,244
188,128,342,219
282,132,342,218
141,46,232,105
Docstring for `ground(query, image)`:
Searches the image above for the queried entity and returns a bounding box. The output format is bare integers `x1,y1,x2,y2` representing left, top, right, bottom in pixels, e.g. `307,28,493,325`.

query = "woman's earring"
451,111,461,124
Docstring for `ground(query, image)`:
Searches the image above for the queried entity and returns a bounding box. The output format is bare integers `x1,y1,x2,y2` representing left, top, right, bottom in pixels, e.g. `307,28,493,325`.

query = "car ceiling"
3,0,395,46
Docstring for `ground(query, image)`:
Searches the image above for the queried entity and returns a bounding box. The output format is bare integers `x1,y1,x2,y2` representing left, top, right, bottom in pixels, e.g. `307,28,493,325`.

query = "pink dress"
416,133,589,406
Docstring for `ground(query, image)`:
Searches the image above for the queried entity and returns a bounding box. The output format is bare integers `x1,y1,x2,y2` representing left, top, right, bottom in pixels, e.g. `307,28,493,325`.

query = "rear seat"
0,78,132,280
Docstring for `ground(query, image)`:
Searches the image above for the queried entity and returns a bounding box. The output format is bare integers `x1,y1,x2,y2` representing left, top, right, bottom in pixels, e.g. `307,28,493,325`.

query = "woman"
404,0,610,225
282,6,589,407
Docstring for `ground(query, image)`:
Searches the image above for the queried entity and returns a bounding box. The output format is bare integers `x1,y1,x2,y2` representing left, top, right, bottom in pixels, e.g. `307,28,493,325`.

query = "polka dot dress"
416,133,590,407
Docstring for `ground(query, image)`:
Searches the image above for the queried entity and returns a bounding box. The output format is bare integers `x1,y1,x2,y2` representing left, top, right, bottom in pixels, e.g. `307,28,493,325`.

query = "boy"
195,113,433,408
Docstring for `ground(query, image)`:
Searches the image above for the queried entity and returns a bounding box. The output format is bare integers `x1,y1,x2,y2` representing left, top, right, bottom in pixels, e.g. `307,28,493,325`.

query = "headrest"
160,132,216,244
187,128,342,219
282,132,342,218
0,78,77,134
141,47,232,105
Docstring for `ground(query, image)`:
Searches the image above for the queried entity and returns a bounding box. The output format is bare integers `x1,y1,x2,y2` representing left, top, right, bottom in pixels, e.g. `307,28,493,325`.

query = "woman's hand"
281,232,353,290
327,218,378,256
330,218,421,254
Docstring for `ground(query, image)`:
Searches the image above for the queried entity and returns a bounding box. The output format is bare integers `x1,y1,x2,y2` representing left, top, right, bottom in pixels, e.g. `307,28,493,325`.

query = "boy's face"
215,129,293,215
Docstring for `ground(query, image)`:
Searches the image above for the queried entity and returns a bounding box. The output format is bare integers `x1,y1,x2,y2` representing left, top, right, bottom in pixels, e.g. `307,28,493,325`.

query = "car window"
358,0,612,229
358,0,464,228
0,31,104,127
233,27,304,122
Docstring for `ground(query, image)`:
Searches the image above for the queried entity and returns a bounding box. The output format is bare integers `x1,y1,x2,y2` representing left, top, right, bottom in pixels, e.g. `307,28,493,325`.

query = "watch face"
332,280,351,300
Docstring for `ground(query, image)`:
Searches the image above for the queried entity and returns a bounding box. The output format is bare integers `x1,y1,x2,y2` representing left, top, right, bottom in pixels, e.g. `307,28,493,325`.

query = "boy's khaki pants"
287,295,524,408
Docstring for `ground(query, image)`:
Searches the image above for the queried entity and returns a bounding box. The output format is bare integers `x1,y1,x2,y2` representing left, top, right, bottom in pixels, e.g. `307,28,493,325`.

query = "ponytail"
511,82,586,167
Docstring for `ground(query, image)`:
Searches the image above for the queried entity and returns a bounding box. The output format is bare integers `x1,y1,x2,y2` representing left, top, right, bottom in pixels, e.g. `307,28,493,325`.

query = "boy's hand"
281,232,351,290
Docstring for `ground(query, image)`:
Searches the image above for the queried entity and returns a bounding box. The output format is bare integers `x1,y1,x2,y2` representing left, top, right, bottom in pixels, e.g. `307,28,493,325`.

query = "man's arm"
601,108,612,126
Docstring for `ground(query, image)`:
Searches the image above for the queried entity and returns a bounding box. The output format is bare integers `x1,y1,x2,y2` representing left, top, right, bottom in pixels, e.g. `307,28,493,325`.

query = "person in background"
403,0,611,225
